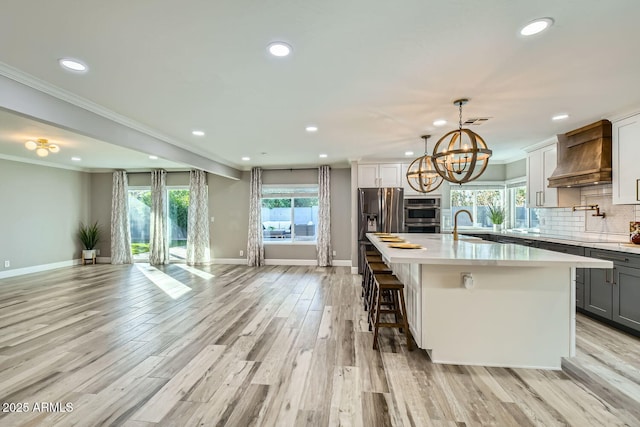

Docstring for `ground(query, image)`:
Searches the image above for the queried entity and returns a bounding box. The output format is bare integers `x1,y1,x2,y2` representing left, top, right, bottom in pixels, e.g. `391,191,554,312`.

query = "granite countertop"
367,233,614,268
441,228,640,255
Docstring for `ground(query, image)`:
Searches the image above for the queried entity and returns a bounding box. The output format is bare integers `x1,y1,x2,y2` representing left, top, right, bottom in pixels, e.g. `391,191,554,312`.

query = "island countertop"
367,233,613,269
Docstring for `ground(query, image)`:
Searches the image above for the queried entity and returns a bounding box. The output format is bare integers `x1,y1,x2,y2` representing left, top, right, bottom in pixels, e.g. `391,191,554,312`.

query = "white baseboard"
0,258,355,278
0,259,82,279
212,258,353,267
265,259,317,266
212,258,247,265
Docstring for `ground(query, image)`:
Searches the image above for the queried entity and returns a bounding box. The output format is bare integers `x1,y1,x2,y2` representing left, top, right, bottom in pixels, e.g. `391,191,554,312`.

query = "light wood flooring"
0,263,639,426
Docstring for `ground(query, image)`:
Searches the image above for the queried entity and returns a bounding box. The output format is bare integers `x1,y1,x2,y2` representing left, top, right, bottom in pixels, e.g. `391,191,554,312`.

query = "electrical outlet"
4,260,9,268
96,249,101,256
239,250,244,257
332,250,337,256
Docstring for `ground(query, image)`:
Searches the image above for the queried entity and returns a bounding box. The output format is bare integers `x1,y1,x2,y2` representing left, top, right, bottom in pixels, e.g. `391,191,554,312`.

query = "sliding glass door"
129,189,152,260
128,187,189,262
167,189,189,261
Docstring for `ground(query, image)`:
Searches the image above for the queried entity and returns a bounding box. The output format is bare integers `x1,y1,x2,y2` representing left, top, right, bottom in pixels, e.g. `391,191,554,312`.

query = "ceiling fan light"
25,140,37,150
36,147,49,157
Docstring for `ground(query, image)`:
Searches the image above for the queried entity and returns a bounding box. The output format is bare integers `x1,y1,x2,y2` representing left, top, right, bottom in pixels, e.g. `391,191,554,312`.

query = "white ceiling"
1,0,640,172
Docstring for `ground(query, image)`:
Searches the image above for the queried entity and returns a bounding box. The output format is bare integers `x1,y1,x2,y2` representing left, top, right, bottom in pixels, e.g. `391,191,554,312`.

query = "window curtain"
186,169,211,265
247,167,264,267
110,170,132,264
317,165,332,266
149,169,168,265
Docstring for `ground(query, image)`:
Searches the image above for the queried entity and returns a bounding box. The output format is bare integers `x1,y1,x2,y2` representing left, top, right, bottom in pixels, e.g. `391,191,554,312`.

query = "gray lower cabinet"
584,262,614,317
585,248,640,334
614,265,640,330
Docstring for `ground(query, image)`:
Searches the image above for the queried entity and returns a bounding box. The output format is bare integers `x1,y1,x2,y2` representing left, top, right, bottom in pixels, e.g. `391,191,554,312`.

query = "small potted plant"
78,221,101,264
488,205,505,232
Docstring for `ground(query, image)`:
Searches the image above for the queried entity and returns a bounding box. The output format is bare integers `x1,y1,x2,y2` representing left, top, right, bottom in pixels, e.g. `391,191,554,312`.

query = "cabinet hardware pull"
596,255,629,263
636,179,639,201
605,268,613,284
611,267,616,285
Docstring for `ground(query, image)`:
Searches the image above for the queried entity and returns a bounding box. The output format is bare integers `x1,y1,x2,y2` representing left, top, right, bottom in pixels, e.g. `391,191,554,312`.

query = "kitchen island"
367,233,613,369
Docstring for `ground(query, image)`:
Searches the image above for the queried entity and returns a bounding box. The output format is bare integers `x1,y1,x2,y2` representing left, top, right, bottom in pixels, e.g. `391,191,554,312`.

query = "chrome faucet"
453,209,473,241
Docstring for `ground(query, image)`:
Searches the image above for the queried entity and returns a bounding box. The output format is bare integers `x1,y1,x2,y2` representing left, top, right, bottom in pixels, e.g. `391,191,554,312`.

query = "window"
450,185,505,228
506,182,529,229
129,189,151,259
128,187,190,261
261,185,318,243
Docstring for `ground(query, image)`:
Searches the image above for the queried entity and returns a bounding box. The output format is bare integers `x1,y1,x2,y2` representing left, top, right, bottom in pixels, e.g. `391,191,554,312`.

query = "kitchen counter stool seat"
363,262,392,311
370,273,412,351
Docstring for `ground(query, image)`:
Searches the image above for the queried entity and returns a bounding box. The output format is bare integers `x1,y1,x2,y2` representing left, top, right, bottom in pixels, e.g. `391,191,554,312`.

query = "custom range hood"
548,119,612,188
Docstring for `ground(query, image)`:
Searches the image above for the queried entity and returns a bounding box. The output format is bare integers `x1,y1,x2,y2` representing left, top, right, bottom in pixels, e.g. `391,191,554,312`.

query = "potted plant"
488,205,505,232
78,221,101,264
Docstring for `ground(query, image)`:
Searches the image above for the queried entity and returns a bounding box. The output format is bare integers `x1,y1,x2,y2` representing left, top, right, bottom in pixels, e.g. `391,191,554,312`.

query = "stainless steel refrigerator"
357,187,404,273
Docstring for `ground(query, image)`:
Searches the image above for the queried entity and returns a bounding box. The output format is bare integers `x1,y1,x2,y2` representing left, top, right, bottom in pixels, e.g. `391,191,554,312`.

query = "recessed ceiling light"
192,130,205,136
520,18,554,36
71,157,81,161
319,154,328,158
149,155,158,160
552,114,569,121
433,119,447,127
242,156,251,161
405,151,414,156
305,125,318,132
268,42,292,57
58,58,88,72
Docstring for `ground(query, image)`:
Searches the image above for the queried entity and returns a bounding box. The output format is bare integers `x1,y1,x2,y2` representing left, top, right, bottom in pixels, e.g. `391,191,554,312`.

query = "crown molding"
524,136,558,153
0,153,86,172
0,61,233,167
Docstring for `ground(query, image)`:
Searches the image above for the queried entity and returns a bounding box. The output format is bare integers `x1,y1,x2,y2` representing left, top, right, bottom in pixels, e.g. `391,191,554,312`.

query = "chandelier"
25,138,60,157
405,135,443,193
432,99,492,184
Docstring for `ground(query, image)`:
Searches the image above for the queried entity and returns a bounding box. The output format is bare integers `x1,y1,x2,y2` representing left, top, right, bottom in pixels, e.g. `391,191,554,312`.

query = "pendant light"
432,99,492,184
405,135,443,193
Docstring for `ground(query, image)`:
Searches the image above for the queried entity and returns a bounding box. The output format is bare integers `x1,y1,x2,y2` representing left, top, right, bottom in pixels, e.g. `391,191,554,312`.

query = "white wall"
0,159,91,271
210,168,352,262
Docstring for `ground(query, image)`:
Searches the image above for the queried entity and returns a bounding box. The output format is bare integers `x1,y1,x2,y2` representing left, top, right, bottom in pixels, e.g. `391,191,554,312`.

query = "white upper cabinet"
527,143,558,207
613,113,640,204
357,163,402,188
526,142,579,208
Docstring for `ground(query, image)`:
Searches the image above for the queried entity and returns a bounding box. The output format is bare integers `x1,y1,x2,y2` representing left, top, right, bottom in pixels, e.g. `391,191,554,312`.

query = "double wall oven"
404,197,441,233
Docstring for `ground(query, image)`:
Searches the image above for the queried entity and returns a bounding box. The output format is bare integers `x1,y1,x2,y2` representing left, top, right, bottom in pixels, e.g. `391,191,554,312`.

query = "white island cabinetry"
368,233,612,369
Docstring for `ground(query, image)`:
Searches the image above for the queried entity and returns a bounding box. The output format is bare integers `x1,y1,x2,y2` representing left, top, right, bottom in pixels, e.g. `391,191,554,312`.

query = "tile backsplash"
536,184,640,241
